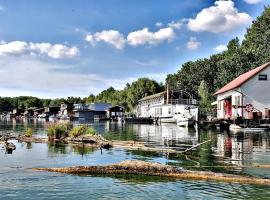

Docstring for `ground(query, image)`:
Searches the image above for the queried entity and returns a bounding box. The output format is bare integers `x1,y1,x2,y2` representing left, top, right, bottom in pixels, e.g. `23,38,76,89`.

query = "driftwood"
32,160,270,186
183,140,212,153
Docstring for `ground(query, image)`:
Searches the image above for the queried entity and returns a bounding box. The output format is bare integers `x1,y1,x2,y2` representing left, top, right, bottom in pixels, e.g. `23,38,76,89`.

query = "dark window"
258,74,267,81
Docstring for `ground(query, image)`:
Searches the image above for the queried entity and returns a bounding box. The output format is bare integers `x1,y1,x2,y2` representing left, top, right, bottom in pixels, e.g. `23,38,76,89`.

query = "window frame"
258,74,268,81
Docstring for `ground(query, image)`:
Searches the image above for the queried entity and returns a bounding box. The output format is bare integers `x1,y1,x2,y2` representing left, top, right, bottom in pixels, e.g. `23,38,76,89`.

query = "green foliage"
47,123,72,139
68,125,96,137
198,81,212,114
85,94,95,103
93,78,164,111
24,128,33,137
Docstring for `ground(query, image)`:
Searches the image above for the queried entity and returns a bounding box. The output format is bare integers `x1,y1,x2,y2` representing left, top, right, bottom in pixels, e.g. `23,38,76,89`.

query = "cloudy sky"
0,0,268,98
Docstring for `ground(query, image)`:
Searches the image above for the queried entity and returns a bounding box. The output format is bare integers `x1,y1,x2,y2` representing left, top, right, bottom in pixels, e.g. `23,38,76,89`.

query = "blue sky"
0,0,268,98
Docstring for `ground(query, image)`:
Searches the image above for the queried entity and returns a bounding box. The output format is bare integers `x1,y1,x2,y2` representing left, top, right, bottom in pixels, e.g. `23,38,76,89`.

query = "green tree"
198,80,212,114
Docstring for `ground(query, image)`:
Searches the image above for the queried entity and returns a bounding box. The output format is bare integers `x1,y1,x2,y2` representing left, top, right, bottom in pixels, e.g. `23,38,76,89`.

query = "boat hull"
160,117,176,123
229,124,270,132
177,119,196,127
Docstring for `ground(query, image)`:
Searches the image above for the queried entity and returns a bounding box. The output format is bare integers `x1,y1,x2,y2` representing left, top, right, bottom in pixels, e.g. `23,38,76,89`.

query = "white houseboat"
214,61,270,120
214,61,270,131
136,89,199,125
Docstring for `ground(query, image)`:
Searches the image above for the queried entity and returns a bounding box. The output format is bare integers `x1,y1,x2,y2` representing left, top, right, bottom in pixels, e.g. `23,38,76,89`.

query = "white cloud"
168,20,182,30
187,0,252,33
213,44,228,52
155,22,163,27
29,43,79,59
127,27,175,46
186,37,201,50
244,0,262,4
0,41,28,55
85,30,126,49
0,41,79,59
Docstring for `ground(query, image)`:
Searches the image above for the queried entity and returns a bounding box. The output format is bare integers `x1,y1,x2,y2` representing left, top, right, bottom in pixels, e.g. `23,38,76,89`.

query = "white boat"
136,89,199,124
175,114,196,127
229,124,270,132
159,117,176,123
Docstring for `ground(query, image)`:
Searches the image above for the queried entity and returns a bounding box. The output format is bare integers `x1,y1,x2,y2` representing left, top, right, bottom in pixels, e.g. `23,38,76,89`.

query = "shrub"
69,125,96,137
86,127,96,136
24,128,33,137
47,122,72,140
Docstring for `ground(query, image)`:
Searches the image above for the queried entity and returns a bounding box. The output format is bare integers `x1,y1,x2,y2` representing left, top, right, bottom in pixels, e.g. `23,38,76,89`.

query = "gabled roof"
215,61,270,95
138,91,165,101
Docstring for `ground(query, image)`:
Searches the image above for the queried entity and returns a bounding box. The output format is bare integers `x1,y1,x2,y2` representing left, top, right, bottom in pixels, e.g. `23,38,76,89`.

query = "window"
234,96,241,106
259,74,267,81
218,101,221,110
168,107,171,114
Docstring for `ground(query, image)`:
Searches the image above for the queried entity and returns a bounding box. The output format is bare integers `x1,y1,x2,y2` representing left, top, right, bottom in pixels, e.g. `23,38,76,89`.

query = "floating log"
17,135,48,143
183,140,212,153
32,160,270,186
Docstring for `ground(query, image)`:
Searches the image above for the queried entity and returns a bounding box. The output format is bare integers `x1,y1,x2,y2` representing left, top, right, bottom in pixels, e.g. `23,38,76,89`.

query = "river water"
0,119,269,200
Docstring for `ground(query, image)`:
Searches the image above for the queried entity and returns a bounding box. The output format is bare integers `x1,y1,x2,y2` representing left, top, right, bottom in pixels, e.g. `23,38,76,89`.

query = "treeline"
166,6,270,98
0,96,85,113
85,78,164,111
0,78,164,113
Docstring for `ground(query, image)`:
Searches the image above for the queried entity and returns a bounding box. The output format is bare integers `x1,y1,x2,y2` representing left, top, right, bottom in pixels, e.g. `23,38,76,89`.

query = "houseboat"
136,89,199,125
73,103,112,120
214,61,270,131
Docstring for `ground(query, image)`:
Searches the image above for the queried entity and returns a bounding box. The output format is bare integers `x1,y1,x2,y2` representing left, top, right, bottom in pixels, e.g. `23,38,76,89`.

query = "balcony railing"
165,99,198,105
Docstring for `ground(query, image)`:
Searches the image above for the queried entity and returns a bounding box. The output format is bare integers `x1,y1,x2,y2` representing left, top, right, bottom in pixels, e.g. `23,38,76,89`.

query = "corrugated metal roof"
138,91,165,101
215,61,270,95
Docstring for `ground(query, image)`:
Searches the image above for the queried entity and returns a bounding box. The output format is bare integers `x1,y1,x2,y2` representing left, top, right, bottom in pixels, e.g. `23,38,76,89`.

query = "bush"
69,125,96,138
47,122,72,140
24,128,33,137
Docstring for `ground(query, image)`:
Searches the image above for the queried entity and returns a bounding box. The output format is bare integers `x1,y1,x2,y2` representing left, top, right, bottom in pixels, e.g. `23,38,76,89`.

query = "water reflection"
216,132,270,166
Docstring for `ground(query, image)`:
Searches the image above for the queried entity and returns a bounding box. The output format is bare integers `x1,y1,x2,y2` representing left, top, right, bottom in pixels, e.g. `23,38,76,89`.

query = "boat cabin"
73,103,112,120
106,105,124,119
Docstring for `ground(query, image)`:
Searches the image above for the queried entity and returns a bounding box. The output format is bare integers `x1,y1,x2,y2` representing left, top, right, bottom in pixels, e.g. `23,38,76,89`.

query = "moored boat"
229,124,270,132
175,114,196,127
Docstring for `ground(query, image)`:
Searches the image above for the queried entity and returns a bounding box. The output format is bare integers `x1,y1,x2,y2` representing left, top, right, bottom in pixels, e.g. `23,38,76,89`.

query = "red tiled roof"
215,61,270,95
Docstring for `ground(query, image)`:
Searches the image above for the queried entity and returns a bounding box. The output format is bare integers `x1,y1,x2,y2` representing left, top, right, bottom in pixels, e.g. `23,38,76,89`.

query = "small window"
259,74,267,81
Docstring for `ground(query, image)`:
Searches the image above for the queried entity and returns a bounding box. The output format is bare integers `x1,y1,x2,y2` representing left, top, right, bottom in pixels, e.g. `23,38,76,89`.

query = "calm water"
0,119,270,200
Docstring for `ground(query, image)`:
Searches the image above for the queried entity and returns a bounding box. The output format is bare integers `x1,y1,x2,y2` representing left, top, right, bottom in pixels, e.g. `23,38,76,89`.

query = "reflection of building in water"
133,124,199,147
216,132,269,165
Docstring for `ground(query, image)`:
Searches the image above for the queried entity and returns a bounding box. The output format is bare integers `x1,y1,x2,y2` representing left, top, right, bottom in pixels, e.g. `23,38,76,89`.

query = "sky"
0,0,268,98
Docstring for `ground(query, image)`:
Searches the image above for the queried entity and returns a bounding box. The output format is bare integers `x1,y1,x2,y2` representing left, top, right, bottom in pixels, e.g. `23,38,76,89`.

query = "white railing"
165,99,198,105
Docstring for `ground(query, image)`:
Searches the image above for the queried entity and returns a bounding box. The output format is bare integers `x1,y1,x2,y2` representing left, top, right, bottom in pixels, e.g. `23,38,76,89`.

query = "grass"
47,123,96,140
24,128,33,137
47,122,72,140
68,125,96,138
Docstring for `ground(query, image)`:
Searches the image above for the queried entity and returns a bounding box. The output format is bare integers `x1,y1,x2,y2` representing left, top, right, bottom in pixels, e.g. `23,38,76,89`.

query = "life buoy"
245,104,254,112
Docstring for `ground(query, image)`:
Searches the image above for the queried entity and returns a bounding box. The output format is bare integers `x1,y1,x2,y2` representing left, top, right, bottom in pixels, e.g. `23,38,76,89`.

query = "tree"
85,94,95,103
198,80,211,115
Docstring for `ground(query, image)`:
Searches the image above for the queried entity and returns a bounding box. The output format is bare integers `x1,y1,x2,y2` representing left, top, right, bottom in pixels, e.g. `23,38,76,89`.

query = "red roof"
215,61,270,95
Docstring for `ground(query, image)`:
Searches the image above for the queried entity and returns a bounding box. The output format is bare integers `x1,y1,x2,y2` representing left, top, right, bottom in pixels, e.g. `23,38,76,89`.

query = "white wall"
241,66,270,118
